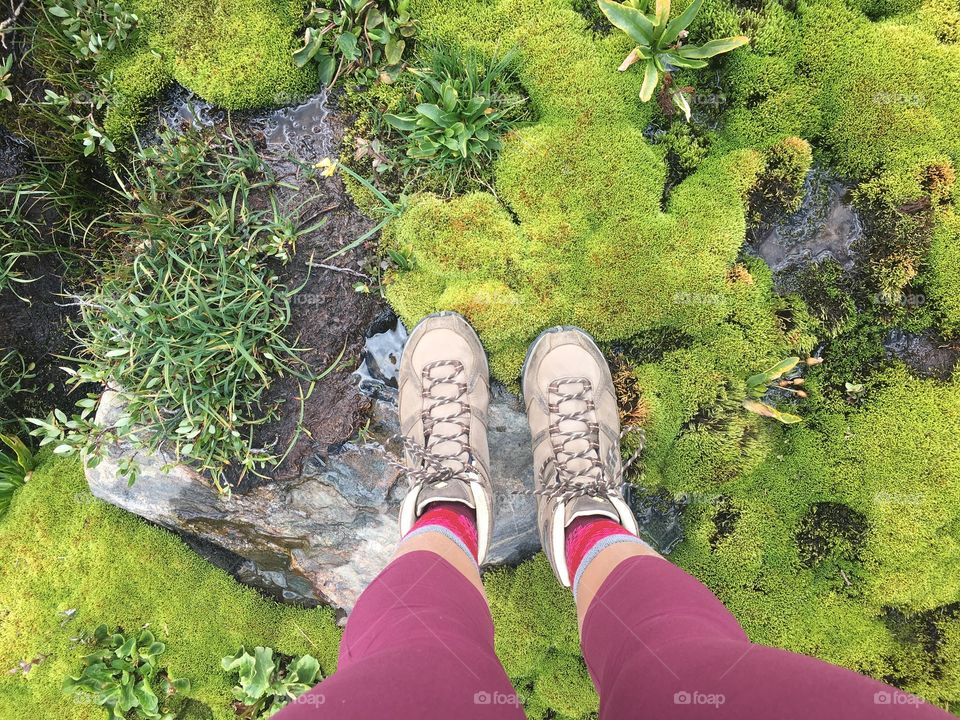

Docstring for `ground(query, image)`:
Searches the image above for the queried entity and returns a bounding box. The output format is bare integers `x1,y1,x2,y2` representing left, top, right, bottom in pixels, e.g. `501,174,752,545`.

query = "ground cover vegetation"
1,0,959,717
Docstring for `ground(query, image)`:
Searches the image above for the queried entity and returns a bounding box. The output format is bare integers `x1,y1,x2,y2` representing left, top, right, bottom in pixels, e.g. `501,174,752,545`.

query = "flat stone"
87,379,539,611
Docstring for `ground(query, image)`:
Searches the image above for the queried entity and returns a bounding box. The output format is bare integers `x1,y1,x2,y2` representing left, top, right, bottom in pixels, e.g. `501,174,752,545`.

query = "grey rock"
87,382,539,612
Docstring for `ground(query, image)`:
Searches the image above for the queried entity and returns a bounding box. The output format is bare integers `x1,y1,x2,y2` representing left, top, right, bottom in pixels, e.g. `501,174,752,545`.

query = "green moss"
0,455,341,720
653,367,960,705
926,209,960,334
97,0,316,134
484,554,592,720
102,48,172,143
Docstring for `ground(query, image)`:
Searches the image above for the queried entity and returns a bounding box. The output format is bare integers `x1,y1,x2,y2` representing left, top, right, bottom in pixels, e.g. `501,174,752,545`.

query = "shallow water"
352,311,408,400
148,84,335,164
748,168,863,290
884,329,959,380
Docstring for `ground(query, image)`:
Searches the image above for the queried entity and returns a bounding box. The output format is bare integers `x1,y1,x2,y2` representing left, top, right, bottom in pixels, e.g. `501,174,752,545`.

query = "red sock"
406,501,479,562
565,515,639,585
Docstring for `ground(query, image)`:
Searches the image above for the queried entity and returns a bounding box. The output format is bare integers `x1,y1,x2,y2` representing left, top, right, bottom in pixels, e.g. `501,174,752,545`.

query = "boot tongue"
563,495,620,527
415,477,477,516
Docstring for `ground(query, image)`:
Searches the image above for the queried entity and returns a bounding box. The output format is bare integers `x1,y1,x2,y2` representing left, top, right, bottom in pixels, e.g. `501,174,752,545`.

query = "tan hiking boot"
522,326,640,586
397,312,494,563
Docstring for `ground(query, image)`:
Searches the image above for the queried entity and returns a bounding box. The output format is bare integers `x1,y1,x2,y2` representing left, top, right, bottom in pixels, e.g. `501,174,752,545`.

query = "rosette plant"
598,0,748,119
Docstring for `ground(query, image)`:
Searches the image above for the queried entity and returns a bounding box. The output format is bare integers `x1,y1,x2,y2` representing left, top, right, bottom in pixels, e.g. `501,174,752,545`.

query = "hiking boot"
397,312,494,564
522,326,639,586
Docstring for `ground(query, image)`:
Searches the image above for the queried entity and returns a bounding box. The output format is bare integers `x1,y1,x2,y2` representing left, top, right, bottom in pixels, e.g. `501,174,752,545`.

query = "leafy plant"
0,434,34,517
28,127,332,487
35,70,117,156
742,356,808,424
0,184,44,298
597,0,748,119
63,625,191,720
382,47,528,191
293,0,417,86
310,156,406,261
0,349,36,409
45,0,139,59
221,647,321,718
0,54,13,102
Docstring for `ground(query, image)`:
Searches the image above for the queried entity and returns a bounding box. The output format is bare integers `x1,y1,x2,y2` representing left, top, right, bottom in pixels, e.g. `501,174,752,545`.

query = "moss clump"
484,554,594,720
926,209,960,334
0,455,341,720
747,135,813,226
129,0,315,109
102,48,171,142
90,0,318,141
656,367,960,706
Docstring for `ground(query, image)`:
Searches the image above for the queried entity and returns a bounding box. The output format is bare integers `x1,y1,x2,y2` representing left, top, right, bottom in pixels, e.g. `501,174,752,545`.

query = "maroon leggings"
276,551,952,719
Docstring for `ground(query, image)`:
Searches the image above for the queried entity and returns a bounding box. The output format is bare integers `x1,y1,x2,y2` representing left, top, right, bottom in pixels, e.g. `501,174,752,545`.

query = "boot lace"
537,377,629,503
394,359,476,487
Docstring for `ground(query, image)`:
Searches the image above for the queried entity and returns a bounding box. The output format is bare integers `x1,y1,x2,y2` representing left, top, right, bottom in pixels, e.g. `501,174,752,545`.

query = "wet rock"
625,485,687,555
86,316,540,611
884,329,959,380
748,168,863,290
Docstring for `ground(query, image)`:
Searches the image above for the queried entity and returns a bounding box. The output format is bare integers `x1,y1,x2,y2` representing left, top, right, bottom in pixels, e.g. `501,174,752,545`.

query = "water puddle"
352,310,408,400
146,84,335,164
748,168,863,290
884,329,959,380
625,485,687,555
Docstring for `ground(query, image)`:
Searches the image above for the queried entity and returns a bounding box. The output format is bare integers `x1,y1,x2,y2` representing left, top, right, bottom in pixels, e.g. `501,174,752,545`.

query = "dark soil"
0,125,81,426
0,125,30,179
0,252,80,425
230,108,387,489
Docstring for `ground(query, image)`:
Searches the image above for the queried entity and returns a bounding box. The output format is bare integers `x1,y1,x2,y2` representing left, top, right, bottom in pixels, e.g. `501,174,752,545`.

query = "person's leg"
521,326,952,720
577,547,952,719
277,313,524,719
279,531,524,719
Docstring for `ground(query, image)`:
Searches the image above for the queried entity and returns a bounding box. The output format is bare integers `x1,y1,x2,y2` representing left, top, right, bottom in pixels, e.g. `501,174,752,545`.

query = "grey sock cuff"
572,534,651,597
400,525,478,566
